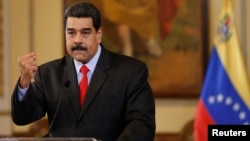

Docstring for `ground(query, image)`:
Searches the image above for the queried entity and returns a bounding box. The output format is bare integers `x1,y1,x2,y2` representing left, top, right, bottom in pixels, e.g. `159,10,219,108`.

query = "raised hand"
18,52,38,88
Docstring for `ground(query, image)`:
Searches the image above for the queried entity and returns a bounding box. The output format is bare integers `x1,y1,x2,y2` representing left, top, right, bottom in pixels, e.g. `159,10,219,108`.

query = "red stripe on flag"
194,100,215,141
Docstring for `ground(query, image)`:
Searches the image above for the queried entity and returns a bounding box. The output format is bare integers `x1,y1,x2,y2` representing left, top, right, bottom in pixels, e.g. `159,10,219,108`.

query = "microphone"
44,80,70,137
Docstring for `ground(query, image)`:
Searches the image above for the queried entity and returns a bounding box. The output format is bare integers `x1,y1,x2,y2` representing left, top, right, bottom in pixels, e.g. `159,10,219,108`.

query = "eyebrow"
66,28,92,31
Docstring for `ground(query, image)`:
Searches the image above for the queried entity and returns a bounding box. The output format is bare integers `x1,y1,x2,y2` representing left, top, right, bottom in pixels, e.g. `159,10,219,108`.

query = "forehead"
66,17,94,29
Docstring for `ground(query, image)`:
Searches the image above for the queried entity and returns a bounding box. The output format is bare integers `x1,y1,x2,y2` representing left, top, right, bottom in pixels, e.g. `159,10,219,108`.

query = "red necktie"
79,65,89,107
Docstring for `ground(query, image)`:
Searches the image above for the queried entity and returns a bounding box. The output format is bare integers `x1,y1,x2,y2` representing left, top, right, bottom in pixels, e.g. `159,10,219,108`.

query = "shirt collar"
74,44,101,74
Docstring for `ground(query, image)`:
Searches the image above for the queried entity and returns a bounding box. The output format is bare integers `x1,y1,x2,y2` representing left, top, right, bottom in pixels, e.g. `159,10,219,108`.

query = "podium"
0,138,99,141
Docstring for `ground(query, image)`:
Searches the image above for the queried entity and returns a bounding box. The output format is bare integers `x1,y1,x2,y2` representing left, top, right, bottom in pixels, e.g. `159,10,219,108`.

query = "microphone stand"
43,80,70,137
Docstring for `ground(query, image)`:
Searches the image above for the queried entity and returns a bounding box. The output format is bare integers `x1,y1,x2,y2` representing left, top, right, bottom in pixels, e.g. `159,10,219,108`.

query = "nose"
74,33,83,44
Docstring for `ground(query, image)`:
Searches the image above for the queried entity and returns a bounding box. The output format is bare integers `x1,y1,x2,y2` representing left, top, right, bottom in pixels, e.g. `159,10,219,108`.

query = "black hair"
63,2,101,32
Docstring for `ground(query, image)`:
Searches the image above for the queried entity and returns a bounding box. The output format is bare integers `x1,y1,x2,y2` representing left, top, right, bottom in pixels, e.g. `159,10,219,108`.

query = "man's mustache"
71,45,87,51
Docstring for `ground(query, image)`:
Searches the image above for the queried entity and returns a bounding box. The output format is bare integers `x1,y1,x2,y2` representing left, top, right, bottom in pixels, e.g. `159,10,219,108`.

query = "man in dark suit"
11,2,155,141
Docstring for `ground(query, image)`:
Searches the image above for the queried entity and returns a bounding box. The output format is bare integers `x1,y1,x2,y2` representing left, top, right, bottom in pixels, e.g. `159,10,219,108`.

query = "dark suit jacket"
11,46,156,141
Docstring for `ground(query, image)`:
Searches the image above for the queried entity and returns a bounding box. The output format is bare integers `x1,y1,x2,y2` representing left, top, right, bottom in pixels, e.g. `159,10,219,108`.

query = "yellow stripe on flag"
214,0,250,107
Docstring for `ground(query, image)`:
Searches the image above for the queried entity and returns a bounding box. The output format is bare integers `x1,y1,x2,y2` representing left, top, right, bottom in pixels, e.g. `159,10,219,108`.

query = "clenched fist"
18,52,38,88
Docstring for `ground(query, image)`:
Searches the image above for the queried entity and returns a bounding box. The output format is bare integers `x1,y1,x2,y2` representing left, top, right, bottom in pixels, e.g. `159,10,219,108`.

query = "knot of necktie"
81,65,89,74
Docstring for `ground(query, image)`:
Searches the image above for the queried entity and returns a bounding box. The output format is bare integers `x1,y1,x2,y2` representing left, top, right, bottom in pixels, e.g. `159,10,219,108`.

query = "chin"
75,56,88,63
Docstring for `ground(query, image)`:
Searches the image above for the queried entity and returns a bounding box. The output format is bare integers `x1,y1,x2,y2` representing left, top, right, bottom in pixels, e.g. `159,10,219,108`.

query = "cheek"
66,47,72,55
65,39,73,53
66,37,73,46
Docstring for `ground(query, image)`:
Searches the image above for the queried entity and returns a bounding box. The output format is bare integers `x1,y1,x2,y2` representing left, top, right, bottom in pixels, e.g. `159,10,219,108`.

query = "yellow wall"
0,0,249,136
8,0,64,134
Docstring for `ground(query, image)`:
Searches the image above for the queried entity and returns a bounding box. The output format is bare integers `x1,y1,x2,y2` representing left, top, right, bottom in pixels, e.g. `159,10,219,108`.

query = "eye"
67,31,75,35
82,31,90,35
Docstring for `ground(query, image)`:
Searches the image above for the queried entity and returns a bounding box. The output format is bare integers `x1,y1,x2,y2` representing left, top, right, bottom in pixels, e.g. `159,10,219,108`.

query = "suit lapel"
79,47,110,119
63,56,81,116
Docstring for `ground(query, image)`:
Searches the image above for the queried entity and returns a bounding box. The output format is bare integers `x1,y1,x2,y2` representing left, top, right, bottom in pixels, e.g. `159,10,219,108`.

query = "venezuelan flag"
194,0,250,141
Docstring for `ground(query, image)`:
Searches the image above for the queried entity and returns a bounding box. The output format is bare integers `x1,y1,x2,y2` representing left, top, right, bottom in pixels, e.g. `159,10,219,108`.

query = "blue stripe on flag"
201,46,250,124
